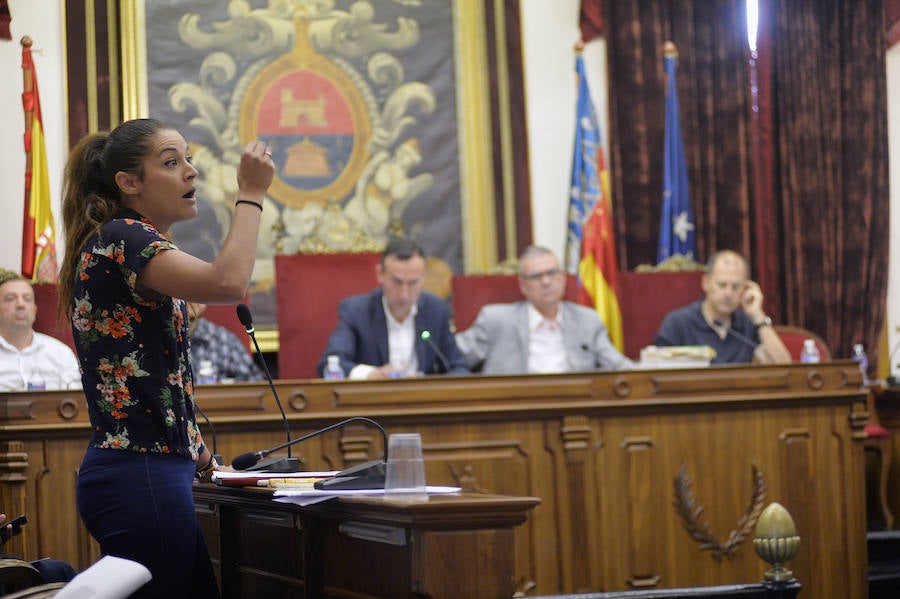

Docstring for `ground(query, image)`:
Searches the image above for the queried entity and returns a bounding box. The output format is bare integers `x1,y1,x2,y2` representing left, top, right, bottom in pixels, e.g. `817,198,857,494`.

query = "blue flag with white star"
658,46,696,263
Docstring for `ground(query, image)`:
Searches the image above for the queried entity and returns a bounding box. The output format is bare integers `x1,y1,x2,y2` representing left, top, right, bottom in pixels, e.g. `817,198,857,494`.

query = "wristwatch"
754,316,773,329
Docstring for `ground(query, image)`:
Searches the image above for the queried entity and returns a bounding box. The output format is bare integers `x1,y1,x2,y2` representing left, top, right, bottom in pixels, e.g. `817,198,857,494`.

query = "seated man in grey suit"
455,245,634,374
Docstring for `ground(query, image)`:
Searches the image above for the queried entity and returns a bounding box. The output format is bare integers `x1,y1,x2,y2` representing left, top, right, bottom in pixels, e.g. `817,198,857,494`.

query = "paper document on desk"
273,486,462,507
211,470,339,487
639,345,716,369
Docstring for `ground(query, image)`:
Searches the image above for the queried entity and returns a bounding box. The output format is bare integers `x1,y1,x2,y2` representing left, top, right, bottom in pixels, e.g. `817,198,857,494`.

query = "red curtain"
765,0,889,366
591,0,888,367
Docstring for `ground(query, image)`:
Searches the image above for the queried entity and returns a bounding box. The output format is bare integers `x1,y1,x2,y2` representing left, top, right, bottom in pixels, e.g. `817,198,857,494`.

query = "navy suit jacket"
317,289,468,377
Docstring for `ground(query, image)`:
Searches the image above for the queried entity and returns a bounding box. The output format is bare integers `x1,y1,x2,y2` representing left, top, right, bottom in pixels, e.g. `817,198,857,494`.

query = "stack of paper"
211,470,338,488
639,345,716,369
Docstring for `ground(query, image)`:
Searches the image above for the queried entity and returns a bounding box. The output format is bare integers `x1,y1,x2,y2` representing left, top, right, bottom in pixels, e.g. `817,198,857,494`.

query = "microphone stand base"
243,456,302,473
314,460,386,490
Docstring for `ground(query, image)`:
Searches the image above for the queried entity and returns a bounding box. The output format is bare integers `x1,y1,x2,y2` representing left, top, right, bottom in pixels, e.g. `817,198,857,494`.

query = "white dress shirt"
0,331,82,391
348,299,420,380
526,304,568,374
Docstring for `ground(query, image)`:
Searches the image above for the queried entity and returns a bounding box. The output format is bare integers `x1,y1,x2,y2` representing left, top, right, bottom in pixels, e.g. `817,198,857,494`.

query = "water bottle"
851,343,869,383
323,355,345,380
196,359,218,385
27,370,46,391
799,339,821,364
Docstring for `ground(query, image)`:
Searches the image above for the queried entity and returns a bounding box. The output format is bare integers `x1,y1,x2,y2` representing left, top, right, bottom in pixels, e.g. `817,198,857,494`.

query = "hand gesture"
741,280,765,320
236,141,276,201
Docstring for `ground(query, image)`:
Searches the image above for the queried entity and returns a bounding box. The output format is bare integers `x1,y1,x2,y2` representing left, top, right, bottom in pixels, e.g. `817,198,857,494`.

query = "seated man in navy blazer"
317,239,469,379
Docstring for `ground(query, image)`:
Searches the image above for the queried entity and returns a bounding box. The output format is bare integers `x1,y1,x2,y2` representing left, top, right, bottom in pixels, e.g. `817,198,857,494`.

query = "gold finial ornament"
753,502,801,582
663,40,678,59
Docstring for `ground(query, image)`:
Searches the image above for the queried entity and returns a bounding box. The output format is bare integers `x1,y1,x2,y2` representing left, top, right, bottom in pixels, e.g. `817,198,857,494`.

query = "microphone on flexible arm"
419,329,450,374
712,319,758,351
230,417,389,490
236,303,300,472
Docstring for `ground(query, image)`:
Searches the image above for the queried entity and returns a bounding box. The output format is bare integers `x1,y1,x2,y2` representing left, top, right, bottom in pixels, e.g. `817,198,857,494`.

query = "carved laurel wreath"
673,463,767,560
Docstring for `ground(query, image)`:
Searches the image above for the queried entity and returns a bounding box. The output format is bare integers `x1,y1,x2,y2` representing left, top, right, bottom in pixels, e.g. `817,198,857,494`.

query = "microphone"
231,417,389,490
236,304,299,472
712,319,758,350
419,329,450,374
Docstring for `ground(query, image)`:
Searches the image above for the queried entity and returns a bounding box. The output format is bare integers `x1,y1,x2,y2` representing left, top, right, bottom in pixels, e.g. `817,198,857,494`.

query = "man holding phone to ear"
654,250,791,364
0,512,77,590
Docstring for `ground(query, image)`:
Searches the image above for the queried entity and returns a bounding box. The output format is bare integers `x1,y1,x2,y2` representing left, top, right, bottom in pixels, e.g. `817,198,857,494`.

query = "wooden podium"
193,485,539,599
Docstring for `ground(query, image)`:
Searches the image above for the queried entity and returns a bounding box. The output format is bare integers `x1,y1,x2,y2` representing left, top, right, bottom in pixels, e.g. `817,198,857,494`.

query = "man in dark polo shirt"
654,250,791,364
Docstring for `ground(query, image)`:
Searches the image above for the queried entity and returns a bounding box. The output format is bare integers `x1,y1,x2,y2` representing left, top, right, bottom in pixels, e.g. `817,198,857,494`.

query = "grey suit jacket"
455,301,635,375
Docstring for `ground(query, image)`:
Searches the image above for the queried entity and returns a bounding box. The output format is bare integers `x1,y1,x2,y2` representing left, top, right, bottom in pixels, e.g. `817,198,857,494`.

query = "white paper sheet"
55,555,152,598
211,470,339,482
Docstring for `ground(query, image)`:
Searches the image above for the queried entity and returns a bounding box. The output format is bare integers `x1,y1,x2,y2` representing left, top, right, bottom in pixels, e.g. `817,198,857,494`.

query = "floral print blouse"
72,209,203,461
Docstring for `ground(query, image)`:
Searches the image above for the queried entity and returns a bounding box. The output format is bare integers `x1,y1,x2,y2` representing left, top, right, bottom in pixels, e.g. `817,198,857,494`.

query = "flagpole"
20,35,58,283
21,35,36,279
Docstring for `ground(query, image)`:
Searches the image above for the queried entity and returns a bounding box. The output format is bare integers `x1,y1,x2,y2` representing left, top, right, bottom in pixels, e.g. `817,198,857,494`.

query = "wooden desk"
872,384,900,527
0,362,869,598
194,485,538,598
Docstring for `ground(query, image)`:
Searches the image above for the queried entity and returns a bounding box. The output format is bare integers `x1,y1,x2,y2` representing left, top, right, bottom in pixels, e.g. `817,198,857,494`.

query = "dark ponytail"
58,118,170,321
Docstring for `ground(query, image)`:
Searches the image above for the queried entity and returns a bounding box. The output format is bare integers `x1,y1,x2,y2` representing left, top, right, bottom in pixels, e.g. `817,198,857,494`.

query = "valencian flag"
657,41,696,263
565,53,623,350
21,36,58,282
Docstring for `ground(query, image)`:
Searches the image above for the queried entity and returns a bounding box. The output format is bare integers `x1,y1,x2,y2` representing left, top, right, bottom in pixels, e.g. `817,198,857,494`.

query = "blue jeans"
76,447,218,598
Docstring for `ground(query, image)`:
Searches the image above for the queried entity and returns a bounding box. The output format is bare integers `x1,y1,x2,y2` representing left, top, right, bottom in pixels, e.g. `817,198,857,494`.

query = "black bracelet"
235,199,263,211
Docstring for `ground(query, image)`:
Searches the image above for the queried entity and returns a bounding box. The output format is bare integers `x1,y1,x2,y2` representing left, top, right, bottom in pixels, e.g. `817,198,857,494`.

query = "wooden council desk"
0,362,870,598
872,383,900,528
194,485,538,598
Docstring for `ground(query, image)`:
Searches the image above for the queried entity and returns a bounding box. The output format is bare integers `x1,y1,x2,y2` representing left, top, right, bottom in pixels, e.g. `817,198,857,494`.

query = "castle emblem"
240,19,372,208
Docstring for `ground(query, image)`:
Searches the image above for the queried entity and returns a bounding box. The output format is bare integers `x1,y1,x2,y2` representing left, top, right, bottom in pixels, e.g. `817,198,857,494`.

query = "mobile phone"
0,514,27,543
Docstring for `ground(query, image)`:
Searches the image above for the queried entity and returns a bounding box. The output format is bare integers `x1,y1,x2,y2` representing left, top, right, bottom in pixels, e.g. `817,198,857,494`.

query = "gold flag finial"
663,40,678,59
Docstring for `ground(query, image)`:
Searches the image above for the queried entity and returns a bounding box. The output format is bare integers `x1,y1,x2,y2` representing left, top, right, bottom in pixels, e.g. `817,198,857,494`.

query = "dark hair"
381,238,426,266
0,268,27,289
58,118,173,320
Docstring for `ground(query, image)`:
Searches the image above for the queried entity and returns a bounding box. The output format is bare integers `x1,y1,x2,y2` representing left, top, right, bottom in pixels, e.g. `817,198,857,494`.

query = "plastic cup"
384,433,427,501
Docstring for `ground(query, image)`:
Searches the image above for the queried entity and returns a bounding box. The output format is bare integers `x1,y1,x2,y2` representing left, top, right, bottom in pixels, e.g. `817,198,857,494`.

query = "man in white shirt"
0,270,81,391
455,246,634,375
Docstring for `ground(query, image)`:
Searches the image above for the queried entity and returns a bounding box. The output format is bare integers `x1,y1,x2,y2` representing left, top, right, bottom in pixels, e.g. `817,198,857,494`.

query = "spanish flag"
565,53,623,350
21,36,57,283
